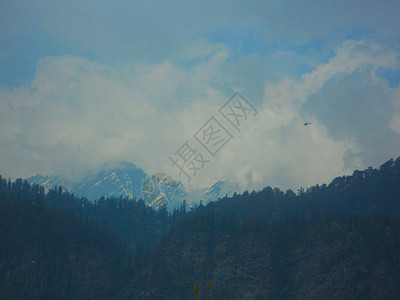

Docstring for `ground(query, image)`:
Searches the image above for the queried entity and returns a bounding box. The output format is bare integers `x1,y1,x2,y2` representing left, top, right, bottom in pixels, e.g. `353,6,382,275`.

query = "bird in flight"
304,122,312,126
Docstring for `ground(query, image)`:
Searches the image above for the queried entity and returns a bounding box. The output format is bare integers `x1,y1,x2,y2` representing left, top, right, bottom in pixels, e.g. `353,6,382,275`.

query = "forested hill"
204,157,400,218
121,157,400,299
122,211,400,299
0,177,132,299
0,176,187,299
0,177,186,254
1,157,400,299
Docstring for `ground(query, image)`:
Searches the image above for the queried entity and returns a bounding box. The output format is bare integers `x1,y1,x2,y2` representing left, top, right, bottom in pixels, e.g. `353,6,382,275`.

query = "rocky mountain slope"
27,162,240,209
27,162,147,201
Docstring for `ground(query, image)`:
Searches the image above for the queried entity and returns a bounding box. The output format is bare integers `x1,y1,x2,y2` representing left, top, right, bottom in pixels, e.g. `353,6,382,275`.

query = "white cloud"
0,44,234,182
191,40,400,190
0,39,399,192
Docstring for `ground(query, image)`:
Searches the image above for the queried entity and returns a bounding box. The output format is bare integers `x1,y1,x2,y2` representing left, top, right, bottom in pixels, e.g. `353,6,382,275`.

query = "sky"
1,0,400,191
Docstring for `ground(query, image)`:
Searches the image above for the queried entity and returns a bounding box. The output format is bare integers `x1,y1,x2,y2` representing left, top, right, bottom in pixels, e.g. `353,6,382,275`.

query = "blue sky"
1,0,400,190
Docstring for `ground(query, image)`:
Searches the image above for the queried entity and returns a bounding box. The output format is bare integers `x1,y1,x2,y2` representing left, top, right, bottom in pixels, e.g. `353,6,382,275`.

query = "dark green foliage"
0,176,132,299
121,157,400,299
44,184,184,253
122,211,400,299
204,157,400,218
1,156,400,299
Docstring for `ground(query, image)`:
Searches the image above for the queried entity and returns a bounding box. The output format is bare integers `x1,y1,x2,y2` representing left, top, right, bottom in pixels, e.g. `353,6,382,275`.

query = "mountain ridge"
27,162,241,209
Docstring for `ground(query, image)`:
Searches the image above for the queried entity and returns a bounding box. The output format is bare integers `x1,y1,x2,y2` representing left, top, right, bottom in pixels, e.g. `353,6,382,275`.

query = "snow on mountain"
200,180,240,203
27,174,73,192
27,162,147,200
73,162,147,200
141,173,185,210
27,162,240,210
180,180,240,208
141,176,240,211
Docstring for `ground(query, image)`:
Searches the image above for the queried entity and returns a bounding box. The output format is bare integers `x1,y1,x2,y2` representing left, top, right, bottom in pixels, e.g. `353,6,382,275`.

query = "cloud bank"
1,39,399,191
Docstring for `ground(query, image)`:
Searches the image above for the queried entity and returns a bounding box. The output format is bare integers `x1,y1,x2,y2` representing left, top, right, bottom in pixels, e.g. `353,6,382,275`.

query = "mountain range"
3,156,400,298
27,162,240,210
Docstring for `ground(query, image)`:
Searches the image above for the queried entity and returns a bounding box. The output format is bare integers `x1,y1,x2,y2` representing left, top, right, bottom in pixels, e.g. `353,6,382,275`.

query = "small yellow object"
207,281,212,288
195,283,199,294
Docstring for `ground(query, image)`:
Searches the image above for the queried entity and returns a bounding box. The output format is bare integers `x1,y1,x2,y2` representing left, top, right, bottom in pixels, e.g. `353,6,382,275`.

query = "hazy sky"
1,0,400,191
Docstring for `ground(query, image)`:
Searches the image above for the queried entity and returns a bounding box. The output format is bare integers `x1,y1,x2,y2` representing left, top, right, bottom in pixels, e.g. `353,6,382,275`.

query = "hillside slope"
121,157,400,299
121,212,400,299
0,177,132,299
